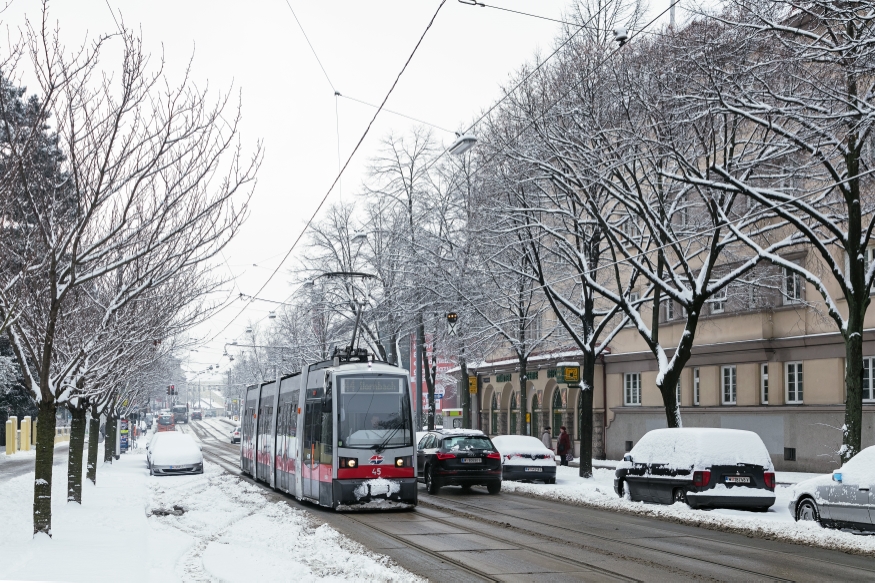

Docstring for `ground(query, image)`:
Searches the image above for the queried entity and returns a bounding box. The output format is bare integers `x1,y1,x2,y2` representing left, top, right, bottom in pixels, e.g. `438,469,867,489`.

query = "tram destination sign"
341,377,402,393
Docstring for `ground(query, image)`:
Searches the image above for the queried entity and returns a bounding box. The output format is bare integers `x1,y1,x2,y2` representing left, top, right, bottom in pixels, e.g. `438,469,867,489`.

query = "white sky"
2,1,674,382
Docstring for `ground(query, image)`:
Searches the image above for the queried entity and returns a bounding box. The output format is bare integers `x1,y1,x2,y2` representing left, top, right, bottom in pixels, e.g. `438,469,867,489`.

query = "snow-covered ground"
500,466,875,556
0,448,420,582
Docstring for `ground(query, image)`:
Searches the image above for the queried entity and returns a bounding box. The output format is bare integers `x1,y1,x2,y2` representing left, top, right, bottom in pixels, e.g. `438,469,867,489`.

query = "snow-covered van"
614,428,776,511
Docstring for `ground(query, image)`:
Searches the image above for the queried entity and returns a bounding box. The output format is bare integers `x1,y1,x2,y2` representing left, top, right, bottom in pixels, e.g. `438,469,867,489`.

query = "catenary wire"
203,0,450,347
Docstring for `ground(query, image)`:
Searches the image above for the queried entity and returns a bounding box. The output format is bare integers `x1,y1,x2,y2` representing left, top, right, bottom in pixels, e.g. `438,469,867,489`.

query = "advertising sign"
119,419,130,453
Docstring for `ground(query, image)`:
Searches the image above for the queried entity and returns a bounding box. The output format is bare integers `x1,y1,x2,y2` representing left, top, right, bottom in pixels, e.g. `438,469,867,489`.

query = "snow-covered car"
230,426,241,444
789,445,875,530
149,432,203,476
491,435,556,484
614,428,776,511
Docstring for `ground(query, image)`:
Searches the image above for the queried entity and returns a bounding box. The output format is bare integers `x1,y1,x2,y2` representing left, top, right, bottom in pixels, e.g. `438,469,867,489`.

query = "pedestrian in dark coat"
556,426,572,466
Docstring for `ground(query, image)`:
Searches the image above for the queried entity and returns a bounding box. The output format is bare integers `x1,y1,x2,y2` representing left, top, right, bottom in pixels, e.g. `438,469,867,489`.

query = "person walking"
541,426,552,451
556,426,572,467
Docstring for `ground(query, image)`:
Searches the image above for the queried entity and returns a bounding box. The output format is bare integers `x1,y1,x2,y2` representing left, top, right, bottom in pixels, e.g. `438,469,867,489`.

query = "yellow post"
32,419,37,446
21,417,31,451
5,419,14,455
6,416,17,454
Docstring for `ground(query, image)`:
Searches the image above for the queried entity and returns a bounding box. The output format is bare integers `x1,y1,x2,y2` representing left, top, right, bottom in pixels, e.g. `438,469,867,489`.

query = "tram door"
302,399,322,500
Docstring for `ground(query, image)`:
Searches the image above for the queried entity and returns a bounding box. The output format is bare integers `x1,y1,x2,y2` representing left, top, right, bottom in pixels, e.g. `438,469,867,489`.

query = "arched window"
552,389,563,437
531,394,540,438
490,392,499,435
510,392,519,435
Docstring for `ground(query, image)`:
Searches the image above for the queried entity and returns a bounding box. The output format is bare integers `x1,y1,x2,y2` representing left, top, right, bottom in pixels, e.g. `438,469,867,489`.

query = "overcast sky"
3,0,675,381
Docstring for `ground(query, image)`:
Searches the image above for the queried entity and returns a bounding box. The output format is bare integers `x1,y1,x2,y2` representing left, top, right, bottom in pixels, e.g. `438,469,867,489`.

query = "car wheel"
796,498,821,524
487,481,501,495
461,484,472,491
425,466,440,495
672,488,688,505
545,478,556,485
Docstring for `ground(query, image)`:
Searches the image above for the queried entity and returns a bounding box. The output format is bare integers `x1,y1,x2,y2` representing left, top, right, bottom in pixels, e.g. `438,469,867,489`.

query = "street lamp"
448,133,477,156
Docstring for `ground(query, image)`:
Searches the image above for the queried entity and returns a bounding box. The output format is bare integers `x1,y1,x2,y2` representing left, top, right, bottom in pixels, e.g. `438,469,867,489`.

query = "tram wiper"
373,421,406,453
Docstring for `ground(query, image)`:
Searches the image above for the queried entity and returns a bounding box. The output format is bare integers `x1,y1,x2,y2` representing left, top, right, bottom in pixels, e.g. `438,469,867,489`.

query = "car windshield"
443,436,493,451
172,406,186,414
338,375,412,450
158,416,173,425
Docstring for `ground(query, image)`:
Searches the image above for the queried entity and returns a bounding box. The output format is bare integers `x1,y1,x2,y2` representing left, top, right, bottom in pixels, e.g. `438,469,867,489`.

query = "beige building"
467,250,875,473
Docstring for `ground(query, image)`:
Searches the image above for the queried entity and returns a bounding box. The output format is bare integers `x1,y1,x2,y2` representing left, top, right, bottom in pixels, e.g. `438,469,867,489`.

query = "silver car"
789,445,875,530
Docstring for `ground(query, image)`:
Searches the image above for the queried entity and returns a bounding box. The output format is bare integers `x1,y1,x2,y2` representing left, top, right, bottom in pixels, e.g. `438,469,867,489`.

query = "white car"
789,445,875,530
491,435,557,484
230,427,241,444
148,432,203,476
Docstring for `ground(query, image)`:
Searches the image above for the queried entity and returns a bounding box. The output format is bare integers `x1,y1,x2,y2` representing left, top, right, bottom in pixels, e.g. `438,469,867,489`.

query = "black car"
190,410,203,421
613,428,776,511
416,430,502,494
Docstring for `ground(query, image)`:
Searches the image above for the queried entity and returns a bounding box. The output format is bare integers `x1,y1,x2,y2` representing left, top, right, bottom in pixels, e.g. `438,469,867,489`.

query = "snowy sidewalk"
0,452,420,582
501,467,875,556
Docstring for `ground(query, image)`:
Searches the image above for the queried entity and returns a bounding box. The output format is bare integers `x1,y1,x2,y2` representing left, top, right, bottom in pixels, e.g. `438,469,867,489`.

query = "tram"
240,347,417,509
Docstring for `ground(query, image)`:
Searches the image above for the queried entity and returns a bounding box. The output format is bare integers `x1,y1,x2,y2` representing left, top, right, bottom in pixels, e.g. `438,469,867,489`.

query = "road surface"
183,421,875,582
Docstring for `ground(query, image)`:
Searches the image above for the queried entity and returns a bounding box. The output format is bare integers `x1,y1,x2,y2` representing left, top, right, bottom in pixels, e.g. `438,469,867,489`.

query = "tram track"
181,422,875,581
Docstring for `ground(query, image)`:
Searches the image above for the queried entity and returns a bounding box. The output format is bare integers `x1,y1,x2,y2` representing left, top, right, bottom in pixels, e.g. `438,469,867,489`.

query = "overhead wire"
203,0,450,347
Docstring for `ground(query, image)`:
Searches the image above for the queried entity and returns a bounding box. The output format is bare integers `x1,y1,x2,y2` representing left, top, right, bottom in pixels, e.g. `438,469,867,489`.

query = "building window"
552,389,563,437
509,393,520,435
625,440,634,452
693,368,700,406
784,447,796,462
710,288,727,314
490,393,499,435
864,358,875,402
722,366,737,405
625,291,640,327
783,266,804,304
786,362,803,404
663,298,675,321
761,364,769,404
624,373,641,406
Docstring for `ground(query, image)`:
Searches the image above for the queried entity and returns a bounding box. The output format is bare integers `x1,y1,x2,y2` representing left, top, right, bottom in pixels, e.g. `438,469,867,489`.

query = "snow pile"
624,428,773,470
0,451,421,581
499,467,875,556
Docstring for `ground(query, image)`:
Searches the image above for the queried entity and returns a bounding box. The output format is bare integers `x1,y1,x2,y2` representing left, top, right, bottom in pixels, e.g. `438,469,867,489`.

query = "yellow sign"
122,399,128,407
563,366,580,383
468,376,477,394
525,412,531,423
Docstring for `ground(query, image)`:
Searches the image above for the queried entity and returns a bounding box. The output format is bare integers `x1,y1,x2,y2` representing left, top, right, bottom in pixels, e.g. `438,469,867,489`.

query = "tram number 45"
371,467,382,476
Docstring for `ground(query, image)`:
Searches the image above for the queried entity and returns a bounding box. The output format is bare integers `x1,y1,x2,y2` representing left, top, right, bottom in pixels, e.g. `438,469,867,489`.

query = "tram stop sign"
557,362,581,387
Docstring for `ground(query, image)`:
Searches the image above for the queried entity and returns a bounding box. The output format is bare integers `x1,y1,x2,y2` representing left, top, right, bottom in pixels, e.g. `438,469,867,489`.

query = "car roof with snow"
626,428,773,470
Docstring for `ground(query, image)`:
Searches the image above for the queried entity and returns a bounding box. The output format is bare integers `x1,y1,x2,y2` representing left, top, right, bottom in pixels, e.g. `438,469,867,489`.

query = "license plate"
525,467,542,472
461,458,481,464
370,484,389,495
724,476,750,483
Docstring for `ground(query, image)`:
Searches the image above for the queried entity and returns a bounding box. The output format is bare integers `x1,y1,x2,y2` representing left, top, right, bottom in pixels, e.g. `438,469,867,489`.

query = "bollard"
5,419,14,455
21,417,31,451
9,416,18,453
32,420,37,446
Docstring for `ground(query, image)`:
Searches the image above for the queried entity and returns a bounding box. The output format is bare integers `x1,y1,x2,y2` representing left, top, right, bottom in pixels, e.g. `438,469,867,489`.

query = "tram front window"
339,376,412,450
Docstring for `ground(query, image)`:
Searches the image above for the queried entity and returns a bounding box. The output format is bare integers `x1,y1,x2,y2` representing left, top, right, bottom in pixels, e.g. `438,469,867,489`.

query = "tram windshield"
339,376,412,450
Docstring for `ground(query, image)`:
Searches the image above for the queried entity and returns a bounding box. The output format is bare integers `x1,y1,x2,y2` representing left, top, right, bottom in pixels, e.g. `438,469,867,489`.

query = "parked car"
614,428,776,511
230,426,241,444
190,410,203,421
156,414,176,433
416,429,502,494
789,445,875,530
148,432,203,476
491,435,557,484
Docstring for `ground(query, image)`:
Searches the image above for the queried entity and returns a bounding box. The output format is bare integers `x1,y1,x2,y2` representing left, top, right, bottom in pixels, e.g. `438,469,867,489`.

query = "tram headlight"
395,456,412,468
340,457,358,468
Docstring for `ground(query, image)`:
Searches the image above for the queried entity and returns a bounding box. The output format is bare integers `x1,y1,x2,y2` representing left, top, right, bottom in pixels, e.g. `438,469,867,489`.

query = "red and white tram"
240,348,417,509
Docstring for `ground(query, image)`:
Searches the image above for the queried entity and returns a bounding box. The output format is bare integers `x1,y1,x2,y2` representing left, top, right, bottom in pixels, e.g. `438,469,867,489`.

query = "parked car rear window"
443,436,493,451
158,416,173,426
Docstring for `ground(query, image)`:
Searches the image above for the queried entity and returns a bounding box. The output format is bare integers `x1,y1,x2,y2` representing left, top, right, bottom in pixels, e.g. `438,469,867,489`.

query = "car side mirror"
623,454,633,462
833,471,842,483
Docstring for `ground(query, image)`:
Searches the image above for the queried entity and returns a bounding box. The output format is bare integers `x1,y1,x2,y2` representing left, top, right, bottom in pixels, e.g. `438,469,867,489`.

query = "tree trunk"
842,308,865,464
66,406,87,503
418,316,434,431
87,406,100,484
658,368,682,429
33,399,57,536
518,356,529,436
578,351,596,478
104,414,116,463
